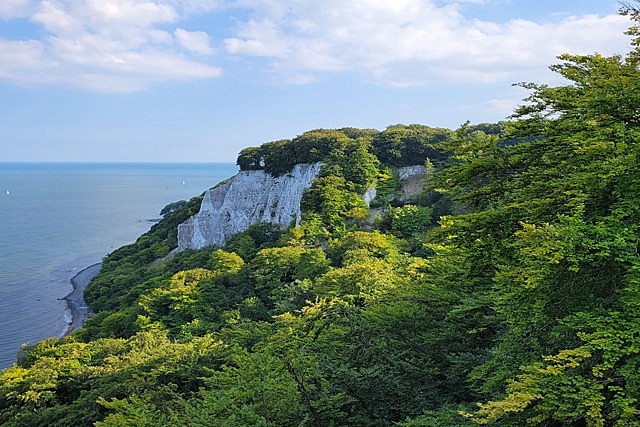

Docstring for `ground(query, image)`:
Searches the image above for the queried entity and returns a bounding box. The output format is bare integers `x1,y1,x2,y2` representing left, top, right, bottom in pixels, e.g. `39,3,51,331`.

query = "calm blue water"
0,163,237,369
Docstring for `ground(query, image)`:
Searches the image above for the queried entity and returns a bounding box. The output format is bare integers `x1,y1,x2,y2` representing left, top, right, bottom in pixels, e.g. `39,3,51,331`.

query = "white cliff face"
397,165,427,181
397,165,428,200
360,186,377,207
178,163,322,250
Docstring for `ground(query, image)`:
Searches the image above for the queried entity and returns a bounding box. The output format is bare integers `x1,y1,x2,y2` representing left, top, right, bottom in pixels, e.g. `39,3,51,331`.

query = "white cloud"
0,39,48,78
0,0,222,92
225,19,291,58
0,0,632,92
487,94,524,118
451,0,488,4
175,28,216,55
0,0,33,19
87,0,178,27
32,1,83,35
223,0,631,86
169,0,226,14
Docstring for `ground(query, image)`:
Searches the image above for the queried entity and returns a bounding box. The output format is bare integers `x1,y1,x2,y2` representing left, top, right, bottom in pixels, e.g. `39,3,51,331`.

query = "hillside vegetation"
2,8,640,427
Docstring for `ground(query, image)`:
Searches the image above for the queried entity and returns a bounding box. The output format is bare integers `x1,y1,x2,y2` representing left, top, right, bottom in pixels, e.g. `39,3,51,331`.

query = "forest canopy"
2,6,640,427
236,124,451,175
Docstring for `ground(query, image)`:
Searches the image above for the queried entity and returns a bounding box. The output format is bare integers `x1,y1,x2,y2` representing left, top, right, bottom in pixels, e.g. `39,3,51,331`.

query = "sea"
0,163,238,369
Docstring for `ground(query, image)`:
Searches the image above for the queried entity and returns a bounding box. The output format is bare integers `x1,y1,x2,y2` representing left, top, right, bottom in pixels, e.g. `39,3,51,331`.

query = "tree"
373,124,451,167
458,13,640,424
248,246,330,313
237,146,264,170
160,200,188,217
300,176,369,233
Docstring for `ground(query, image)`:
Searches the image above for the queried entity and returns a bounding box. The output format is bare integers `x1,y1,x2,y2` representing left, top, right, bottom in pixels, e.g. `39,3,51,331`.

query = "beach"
62,263,101,336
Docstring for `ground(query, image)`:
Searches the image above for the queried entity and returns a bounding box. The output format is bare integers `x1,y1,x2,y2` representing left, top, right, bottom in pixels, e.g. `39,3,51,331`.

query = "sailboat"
5,190,9,195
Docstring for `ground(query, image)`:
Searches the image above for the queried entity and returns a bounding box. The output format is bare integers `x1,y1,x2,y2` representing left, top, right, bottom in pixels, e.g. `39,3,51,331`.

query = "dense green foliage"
236,126,444,175
372,124,452,167
3,9,640,426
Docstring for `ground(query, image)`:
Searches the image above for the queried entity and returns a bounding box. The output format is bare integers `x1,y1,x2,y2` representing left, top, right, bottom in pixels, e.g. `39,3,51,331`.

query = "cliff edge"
178,163,322,250
177,163,429,250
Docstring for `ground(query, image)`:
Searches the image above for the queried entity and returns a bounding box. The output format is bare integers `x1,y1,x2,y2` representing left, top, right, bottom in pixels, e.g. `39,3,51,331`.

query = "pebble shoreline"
61,263,101,337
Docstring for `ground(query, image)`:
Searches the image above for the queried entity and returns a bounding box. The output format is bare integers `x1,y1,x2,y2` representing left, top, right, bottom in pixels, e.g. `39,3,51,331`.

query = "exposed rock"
178,163,322,250
397,165,428,200
397,165,427,181
177,163,431,250
360,186,377,207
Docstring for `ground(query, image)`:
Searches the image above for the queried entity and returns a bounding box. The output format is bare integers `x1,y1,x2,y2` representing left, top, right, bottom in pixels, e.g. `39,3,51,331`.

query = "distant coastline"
0,163,238,369
61,263,101,337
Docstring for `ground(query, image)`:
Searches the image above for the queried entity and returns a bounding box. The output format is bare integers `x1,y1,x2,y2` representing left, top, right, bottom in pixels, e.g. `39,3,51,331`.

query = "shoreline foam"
61,262,101,337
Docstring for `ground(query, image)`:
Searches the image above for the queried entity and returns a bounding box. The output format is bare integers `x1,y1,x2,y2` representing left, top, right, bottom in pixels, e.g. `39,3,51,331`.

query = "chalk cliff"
178,163,322,250
397,165,428,200
177,163,429,250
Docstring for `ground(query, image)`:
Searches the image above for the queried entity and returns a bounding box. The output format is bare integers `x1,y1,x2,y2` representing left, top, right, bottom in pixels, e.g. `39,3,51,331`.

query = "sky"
0,0,634,163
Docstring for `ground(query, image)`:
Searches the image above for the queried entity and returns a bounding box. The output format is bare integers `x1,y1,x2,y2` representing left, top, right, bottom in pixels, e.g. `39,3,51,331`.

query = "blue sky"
0,0,633,163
